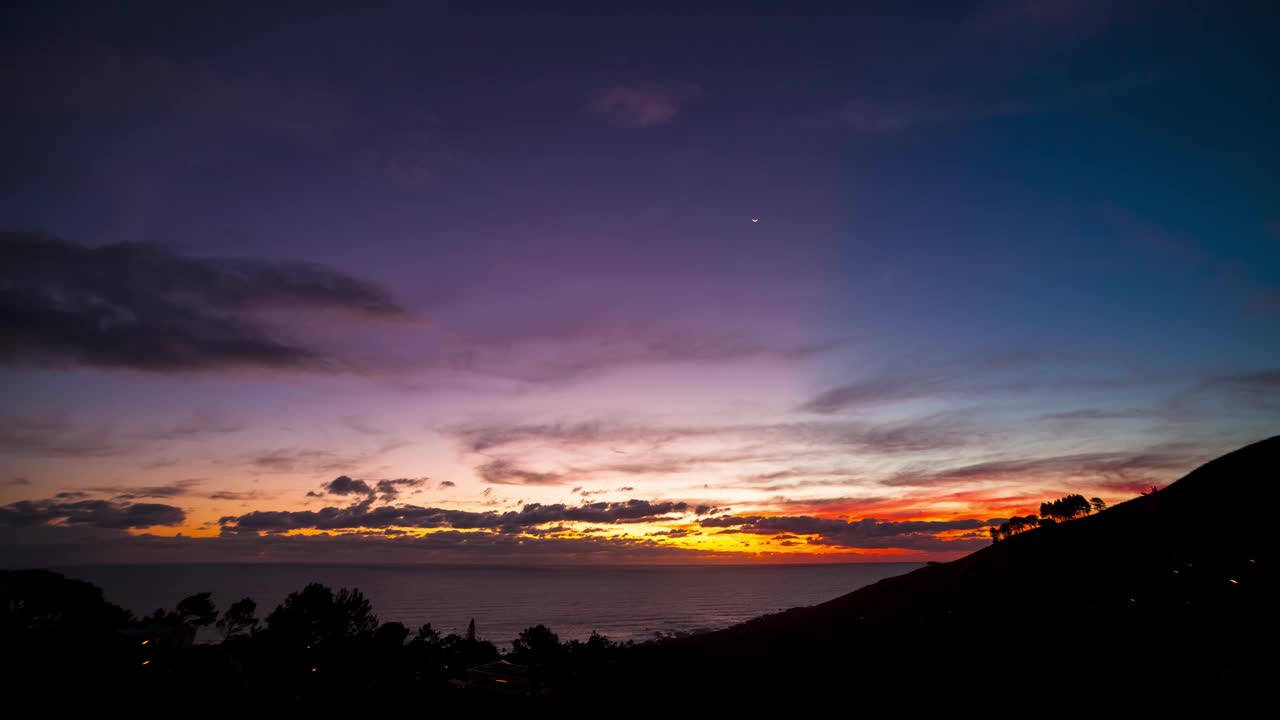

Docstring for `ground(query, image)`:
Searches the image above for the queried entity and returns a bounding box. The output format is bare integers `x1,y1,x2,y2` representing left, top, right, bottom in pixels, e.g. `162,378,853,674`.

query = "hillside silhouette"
615,435,1278,702
2,437,1274,707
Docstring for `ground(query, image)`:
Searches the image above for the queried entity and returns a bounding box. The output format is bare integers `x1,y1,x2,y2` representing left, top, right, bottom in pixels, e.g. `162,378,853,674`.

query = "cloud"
438,480,456,489
374,477,426,498
700,514,998,551
321,475,374,496
477,459,566,486
0,232,409,373
86,479,203,500
208,490,263,501
7,478,31,486
589,82,702,128
0,497,185,529
220,498,706,534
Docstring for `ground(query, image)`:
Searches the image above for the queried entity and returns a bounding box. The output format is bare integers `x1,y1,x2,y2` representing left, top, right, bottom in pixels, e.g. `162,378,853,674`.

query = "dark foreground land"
3,437,1276,707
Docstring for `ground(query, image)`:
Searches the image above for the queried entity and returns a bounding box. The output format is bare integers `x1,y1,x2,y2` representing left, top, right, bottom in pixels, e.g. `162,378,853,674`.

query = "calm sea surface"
55,563,920,645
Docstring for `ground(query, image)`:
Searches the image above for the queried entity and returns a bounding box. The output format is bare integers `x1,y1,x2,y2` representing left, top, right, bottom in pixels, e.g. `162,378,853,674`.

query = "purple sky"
1,0,1277,565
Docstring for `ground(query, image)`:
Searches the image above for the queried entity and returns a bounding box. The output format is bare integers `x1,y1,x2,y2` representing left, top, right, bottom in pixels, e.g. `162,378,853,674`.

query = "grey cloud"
438,480,456,489
0,497,185,529
0,232,409,373
322,475,373,496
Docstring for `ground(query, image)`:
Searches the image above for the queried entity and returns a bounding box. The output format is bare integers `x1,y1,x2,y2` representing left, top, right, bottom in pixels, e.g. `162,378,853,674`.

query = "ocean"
55,562,920,645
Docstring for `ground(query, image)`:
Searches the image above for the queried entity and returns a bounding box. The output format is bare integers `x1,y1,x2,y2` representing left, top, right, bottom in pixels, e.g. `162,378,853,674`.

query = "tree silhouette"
511,624,563,665
411,622,441,647
176,592,218,627
1040,494,1092,523
216,597,258,640
265,583,378,647
990,514,1041,541
1090,497,1106,513
466,618,477,642
375,621,409,647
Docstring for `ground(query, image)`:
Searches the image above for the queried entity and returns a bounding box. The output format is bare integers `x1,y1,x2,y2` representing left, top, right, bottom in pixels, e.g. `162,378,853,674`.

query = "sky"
1,0,1277,566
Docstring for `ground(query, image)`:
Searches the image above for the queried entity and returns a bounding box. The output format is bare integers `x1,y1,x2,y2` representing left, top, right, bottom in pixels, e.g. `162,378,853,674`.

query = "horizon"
3,1,1279,567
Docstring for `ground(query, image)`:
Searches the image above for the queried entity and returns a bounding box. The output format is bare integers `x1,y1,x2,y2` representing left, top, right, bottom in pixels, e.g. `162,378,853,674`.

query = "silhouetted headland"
3,437,1275,707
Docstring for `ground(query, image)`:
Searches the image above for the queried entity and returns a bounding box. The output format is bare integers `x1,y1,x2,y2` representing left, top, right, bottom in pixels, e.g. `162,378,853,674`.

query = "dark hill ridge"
618,436,1279,700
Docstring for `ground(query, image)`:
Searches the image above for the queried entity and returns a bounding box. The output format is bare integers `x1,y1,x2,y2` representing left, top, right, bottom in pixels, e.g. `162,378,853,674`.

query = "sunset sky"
2,1,1277,566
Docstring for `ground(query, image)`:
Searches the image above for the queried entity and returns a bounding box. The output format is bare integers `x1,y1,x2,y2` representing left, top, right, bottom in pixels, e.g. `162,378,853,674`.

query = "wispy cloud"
589,82,702,128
